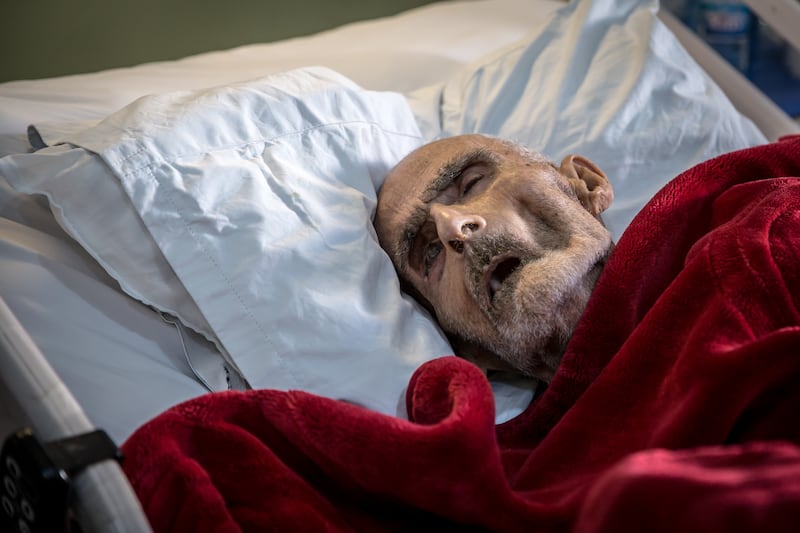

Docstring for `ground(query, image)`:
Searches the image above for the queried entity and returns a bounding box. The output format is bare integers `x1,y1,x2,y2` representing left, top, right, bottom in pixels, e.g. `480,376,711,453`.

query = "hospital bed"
1,0,798,531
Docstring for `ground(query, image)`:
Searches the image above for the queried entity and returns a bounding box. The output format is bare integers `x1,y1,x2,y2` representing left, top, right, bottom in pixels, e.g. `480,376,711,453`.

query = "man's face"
374,134,614,381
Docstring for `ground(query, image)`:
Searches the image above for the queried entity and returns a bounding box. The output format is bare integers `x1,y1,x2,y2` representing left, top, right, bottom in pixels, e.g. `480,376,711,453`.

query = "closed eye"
459,163,492,197
462,174,482,195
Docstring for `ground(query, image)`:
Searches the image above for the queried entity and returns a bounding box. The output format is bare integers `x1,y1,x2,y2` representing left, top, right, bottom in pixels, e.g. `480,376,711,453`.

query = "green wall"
0,0,436,82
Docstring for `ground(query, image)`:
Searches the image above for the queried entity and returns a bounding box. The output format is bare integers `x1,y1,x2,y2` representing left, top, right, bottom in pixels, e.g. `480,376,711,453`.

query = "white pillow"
0,67,454,416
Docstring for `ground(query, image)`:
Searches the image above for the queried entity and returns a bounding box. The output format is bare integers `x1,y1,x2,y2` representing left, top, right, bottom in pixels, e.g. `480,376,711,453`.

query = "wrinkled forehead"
383,135,485,192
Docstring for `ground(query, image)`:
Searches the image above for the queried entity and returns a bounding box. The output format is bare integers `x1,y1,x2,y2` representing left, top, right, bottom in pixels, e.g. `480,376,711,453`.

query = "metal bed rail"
0,296,152,532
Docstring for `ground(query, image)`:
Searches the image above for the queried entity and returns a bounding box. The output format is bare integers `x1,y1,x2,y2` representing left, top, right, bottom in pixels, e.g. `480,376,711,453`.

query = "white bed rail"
658,9,800,142
0,297,152,532
743,0,800,53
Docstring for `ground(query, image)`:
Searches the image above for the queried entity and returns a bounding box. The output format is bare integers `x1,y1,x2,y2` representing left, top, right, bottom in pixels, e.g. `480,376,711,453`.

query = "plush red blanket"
122,136,800,532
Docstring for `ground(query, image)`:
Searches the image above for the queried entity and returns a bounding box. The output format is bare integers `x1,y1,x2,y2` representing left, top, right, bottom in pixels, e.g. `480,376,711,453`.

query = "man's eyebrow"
394,148,497,265
422,148,496,202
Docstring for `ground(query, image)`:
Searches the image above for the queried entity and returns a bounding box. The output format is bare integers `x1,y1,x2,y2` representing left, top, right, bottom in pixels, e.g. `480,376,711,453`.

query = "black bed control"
1,428,122,533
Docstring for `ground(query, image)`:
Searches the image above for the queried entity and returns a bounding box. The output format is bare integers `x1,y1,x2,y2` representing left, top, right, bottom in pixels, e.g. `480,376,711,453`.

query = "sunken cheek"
439,260,469,299
431,277,479,328
412,238,472,312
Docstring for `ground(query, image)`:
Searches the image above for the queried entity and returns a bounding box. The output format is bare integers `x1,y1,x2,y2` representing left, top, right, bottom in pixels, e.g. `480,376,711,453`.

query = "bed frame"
1,1,798,531
658,8,799,142
0,298,150,531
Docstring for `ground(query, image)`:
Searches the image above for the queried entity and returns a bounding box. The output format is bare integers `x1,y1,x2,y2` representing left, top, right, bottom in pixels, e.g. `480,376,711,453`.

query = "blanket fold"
122,136,800,532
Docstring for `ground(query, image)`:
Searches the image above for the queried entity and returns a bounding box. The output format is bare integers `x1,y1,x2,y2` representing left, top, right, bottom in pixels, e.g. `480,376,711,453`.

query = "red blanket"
122,136,800,532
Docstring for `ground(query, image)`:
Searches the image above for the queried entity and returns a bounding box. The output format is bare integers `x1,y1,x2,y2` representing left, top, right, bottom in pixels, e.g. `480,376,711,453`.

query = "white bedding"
3,68,452,421
0,0,767,443
0,0,566,156
435,0,766,237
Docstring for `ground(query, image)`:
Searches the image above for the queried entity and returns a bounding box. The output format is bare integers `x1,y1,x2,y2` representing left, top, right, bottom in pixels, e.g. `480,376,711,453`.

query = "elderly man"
374,133,614,382
121,134,800,533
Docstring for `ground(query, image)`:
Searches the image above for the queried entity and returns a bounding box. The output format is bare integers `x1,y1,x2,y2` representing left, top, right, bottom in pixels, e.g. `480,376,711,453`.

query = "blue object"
689,0,755,74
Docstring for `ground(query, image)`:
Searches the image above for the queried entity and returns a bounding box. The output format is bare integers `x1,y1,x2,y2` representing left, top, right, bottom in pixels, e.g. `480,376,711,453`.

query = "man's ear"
558,155,614,216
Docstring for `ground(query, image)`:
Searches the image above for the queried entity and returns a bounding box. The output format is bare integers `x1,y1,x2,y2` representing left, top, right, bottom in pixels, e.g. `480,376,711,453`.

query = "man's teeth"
490,277,503,294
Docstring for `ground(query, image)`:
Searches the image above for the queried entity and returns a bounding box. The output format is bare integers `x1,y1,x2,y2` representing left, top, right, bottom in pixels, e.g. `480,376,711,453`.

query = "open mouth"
485,256,522,303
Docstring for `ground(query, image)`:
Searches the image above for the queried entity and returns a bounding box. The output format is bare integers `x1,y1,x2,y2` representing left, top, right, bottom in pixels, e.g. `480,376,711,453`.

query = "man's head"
374,134,614,382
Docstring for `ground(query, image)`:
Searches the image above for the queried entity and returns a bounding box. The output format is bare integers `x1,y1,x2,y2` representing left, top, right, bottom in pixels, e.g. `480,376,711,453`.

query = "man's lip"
483,254,522,306
479,248,608,311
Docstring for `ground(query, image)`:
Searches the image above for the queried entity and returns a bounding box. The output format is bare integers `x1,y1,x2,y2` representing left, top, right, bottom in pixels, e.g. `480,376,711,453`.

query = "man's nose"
430,204,487,253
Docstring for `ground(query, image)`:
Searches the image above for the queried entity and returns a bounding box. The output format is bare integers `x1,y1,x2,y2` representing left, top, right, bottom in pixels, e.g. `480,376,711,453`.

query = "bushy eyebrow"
394,148,497,268
422,148,497,201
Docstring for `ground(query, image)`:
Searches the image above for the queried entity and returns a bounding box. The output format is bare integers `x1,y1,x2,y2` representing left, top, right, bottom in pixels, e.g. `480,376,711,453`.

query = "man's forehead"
384,135,501,198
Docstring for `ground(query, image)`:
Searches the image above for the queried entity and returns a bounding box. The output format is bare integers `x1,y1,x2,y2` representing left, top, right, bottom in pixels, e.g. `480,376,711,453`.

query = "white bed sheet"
0,217,220,443
0,0,566,156
435,0,766,238
0,0,769,443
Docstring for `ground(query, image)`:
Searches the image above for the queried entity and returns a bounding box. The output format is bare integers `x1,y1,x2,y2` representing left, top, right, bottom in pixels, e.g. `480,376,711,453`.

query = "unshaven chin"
475,242,608,381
